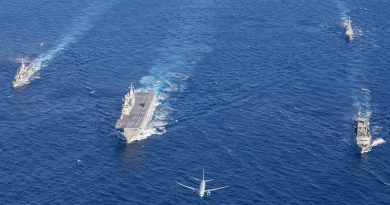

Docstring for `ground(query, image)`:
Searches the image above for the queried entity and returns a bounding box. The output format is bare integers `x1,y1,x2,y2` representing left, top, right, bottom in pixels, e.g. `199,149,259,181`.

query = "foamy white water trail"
371,138,386,147
336,1,349,23
354,88,371,119
20,2,116,84
132,1,216,141
137,44,212,140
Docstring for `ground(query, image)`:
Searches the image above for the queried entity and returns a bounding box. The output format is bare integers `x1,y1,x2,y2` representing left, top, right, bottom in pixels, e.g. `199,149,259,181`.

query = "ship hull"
345,31,353,41
355,118,372,153
345,34,353,41
344,19,353,41
115,91,157,143
12,68,36,88
120,103,156,142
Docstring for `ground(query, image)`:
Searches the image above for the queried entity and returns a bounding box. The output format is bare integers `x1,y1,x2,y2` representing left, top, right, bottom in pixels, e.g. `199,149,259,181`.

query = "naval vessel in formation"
355,117,372,153
115,84,157,142
344,18,354,41
12,60,37,88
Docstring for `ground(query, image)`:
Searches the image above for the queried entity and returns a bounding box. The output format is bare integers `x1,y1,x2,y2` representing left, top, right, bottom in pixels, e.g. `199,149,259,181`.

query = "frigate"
344,18,354,41
12,60,37,88
355,117,372,153
115,84,157,142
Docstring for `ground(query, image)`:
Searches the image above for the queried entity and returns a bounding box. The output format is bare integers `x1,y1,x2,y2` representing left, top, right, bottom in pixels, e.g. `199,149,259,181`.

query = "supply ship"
12,60,37,88
115,84,157,142
344,18,354,41
355,117,372,153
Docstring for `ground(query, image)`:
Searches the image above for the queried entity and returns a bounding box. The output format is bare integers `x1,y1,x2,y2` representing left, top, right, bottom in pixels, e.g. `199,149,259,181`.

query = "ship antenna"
130,83,134,93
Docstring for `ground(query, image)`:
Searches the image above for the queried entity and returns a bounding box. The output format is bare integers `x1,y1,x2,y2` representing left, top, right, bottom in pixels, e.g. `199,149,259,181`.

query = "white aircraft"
176,170,228,199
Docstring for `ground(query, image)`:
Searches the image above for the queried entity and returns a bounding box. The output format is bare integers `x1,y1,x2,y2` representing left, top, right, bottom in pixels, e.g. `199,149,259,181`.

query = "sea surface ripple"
0,0,389,204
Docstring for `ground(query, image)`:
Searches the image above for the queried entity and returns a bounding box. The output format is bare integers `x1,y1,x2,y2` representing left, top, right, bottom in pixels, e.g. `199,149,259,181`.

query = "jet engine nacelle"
207,191,211,196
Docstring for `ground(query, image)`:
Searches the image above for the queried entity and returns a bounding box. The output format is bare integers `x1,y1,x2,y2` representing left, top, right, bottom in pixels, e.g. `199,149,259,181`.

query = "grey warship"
115,84,157,142
344,18,354,41
355,117,372,153
12,60,37,88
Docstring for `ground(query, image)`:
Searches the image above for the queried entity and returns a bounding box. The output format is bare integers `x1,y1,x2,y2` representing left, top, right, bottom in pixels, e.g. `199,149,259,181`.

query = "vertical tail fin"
201,169,213,182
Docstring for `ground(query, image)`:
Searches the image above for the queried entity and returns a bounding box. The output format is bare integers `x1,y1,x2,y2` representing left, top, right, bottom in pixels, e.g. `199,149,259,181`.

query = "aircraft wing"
176,182,198,191
205,185,228,192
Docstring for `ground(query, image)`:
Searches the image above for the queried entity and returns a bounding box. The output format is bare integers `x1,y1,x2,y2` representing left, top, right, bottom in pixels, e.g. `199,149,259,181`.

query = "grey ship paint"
115,84,157,142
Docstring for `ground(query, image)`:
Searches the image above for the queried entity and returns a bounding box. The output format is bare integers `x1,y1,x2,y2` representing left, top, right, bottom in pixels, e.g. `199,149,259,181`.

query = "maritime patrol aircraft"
176,170,228,199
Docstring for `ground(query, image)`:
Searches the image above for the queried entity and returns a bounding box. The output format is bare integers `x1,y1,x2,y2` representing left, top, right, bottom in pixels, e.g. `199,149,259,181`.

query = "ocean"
0,0,389,204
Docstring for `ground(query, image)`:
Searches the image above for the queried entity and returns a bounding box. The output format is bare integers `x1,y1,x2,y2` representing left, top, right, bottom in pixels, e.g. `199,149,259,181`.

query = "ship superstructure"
115,84,157,142
344,18,354,41
355,117,372,153
12,60,37,88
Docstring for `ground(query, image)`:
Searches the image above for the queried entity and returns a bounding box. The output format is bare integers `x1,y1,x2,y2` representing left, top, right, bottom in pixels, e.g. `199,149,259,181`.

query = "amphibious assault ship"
344,18,354,41
355,117,372,153
115,84,157,142
12,60,37,88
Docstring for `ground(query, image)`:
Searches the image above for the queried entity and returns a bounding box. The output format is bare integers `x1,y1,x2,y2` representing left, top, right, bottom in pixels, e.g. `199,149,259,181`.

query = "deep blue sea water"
1,0,390,204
